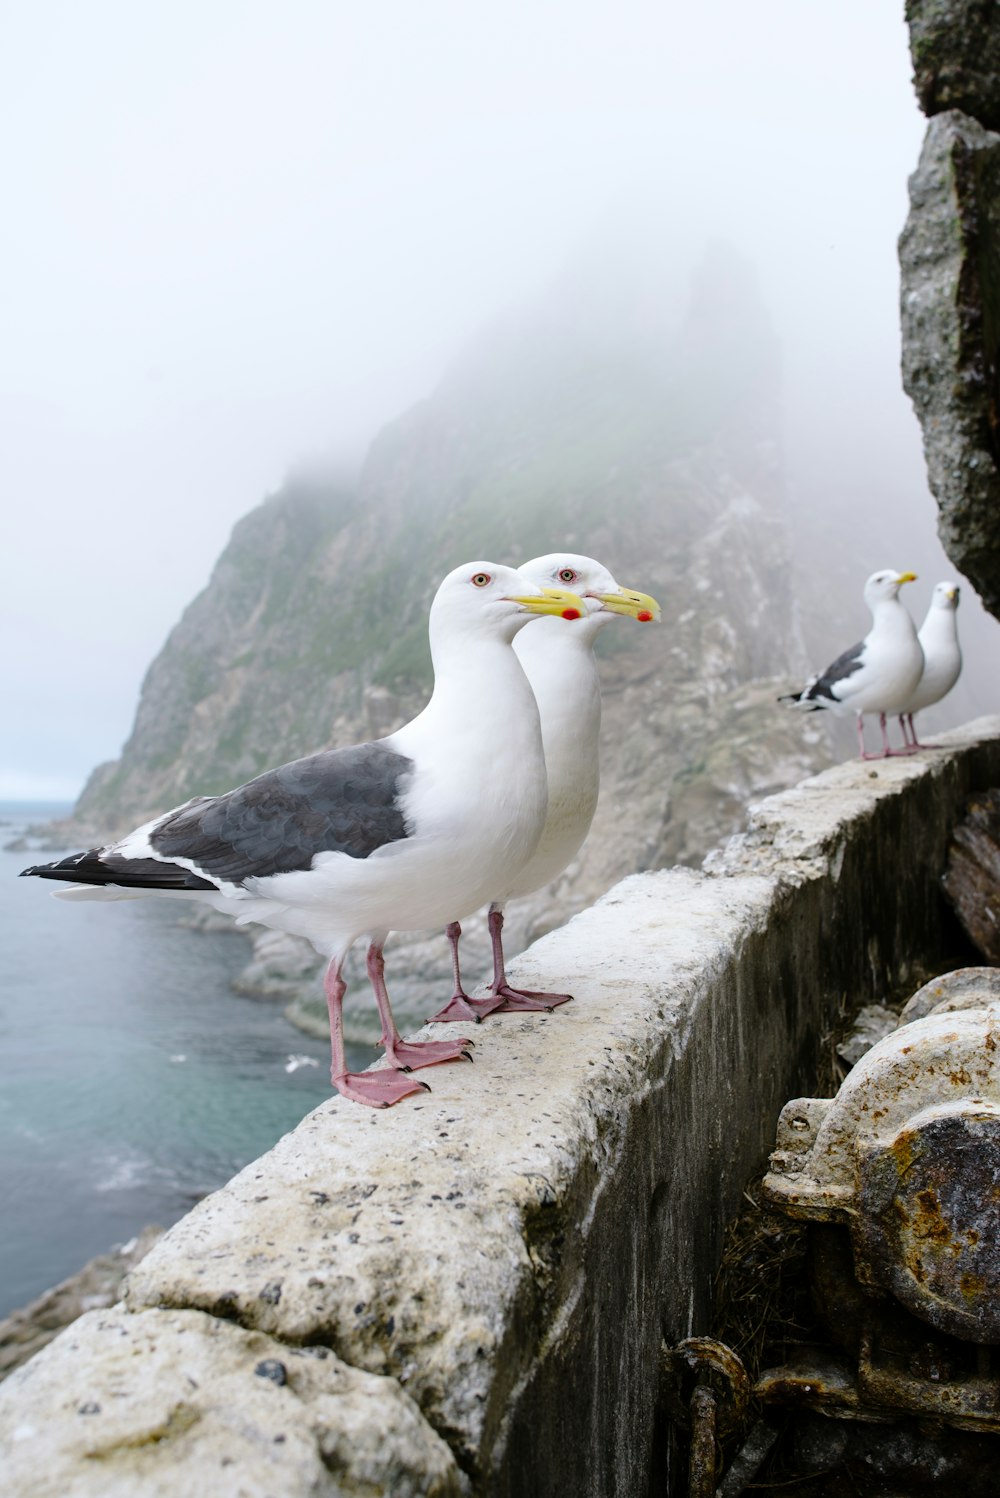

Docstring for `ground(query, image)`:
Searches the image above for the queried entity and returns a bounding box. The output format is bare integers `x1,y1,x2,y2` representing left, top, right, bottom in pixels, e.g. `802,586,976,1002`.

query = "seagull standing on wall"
898,582,962,750
430,553,661,1024
781,569,924,760
22,563,585,1108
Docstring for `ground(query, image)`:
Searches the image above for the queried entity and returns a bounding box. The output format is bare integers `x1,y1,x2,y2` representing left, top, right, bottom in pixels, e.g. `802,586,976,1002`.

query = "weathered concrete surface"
907,0,1000,132
0,1306,466,1498
2,718,999,1497
125,866,784,1497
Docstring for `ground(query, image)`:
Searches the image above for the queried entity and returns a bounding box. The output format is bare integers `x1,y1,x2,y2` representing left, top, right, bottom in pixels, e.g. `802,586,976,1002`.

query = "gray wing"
148,742,415,885
801,640,865,705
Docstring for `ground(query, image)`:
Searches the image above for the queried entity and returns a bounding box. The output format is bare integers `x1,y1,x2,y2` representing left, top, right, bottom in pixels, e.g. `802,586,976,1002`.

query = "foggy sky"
2,2,993,799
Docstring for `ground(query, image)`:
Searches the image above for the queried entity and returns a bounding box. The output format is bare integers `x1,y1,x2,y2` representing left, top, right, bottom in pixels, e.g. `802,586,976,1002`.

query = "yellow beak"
897,572,917,585
506,586,586,620
592,586,662,622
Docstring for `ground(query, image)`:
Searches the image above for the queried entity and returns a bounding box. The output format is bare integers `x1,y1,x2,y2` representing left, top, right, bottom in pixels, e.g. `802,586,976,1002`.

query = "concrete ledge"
3,718,999,1496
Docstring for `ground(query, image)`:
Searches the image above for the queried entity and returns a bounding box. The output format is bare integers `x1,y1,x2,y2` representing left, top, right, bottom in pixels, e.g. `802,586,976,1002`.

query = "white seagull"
781,568,924,760
899,581,962,750
429,553,661,1024
22,562,584,1108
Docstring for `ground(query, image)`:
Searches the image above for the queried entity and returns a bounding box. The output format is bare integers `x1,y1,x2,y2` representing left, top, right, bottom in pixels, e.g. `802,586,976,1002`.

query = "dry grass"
711,1181,812,1385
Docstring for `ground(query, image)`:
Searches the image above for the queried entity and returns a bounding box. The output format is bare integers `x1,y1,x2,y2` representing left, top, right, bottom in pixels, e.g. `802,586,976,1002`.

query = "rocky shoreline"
0,1226,165,1382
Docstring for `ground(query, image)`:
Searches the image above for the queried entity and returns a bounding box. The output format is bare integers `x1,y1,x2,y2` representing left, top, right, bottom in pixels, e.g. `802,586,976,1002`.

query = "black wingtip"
20,851,89,882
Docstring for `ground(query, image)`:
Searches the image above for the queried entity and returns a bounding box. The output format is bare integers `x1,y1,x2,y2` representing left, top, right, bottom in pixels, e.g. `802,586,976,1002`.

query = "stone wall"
2,719,999,1497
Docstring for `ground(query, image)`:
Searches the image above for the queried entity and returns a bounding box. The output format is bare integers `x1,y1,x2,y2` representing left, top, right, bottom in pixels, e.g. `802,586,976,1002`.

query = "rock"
899,110,1000,623
906,0,1000,131
835,1004,898,1066
942,788,1000,959
230,928,324,1001
0,1306,467,1498
0,1227,164,1383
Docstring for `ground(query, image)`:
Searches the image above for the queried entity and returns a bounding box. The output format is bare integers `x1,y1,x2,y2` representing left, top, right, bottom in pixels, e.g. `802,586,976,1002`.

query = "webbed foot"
383,1037,474,1070
427,991,504,1024
488,983,573,1013
331,1069,431,1107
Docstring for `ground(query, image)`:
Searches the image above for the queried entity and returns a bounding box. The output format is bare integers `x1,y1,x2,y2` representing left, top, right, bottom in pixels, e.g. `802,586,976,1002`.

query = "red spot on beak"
561,608,582,621
637,610,653,623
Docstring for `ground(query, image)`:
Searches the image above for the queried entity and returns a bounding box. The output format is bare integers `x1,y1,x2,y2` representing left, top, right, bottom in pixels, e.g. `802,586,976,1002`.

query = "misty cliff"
74,247,831,1023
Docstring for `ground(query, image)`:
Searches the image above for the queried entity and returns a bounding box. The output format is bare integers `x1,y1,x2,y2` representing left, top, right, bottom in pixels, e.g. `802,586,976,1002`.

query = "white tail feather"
53,885,148,902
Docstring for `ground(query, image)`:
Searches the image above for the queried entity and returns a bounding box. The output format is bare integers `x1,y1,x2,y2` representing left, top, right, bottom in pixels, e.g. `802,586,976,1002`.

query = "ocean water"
0,802,337,1319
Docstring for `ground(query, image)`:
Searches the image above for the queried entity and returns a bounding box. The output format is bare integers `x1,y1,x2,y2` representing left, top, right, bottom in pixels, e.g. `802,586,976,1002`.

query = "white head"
517,553,661,636
930,581,960,610
863,568,917,609
428,560,584,648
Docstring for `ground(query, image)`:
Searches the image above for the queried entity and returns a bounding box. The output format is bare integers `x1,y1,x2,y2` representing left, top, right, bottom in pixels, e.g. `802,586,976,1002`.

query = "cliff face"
74,247,831,1026
901,2,1000,622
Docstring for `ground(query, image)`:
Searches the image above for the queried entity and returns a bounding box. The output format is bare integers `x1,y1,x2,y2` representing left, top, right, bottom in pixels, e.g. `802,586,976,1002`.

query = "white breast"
908,609,962,713
502,617,603,901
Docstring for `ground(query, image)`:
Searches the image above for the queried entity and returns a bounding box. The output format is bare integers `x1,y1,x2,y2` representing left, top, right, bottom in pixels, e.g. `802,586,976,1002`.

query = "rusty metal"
756,1344,887,1421
763,978,1000,1345
661,1338,753,1496
660,1336,751,1438
791,1223,1000,1433
855,1102,1000,1342
898,965,1000,1025
858,1328,1000,1430
757,968,1000,1440
687,1385,717,1498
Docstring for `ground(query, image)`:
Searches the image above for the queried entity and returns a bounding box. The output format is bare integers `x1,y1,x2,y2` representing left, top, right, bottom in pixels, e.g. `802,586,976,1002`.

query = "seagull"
781,569,924,760
429,553,661,1024
21,562,585,1108
898,582,962,750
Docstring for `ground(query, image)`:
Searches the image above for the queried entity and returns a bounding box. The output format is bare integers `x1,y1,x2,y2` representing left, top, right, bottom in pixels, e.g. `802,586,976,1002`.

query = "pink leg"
484,906,573,1013
901,713,922,753
856,713,880,761
367,940,474,1071
427,921,506,1024
324,956,429,1108
883,711,913,757
907,712,943,750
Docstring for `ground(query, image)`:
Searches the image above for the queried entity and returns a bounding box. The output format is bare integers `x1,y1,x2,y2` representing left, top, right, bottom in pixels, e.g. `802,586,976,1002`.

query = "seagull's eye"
471,572,491,588
558,567,577,583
